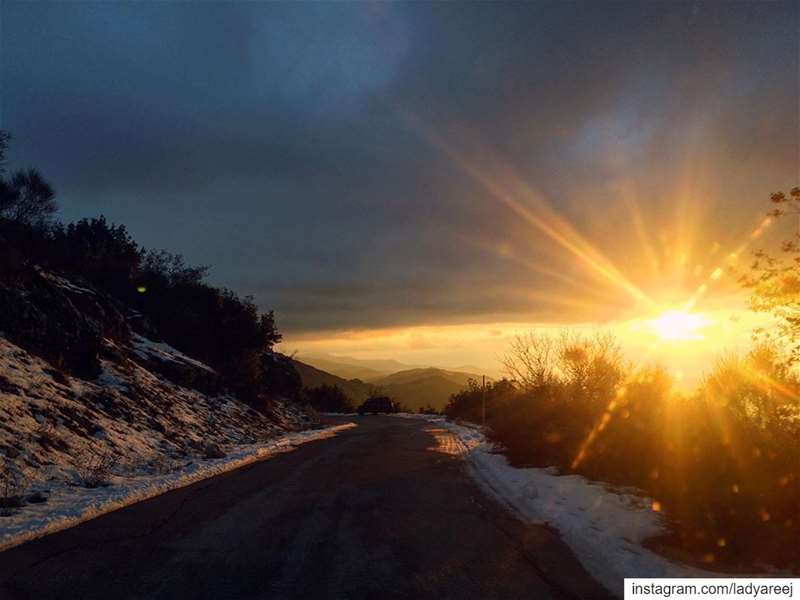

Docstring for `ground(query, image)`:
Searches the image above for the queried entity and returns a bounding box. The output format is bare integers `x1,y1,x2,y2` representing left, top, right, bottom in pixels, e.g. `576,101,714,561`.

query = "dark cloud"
1,1,797,334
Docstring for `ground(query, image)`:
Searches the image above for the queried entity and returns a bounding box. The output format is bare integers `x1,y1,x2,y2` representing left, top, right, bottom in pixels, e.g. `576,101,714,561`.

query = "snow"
0,422,355,553
389,412,442,421
0,258,728,593
36,269,96,295
131,333,217,373
0,334,305,487
95,363,130,391
0,317,339,553
393,414,715,597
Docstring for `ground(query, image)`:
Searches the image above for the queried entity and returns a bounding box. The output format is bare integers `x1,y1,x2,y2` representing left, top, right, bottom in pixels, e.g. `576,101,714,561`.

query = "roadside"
0,422,355,553
404,414,717,596
0,416,610,600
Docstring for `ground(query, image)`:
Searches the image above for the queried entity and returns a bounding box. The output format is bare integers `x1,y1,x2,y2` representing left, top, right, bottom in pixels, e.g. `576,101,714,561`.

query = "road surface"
0,416,611,599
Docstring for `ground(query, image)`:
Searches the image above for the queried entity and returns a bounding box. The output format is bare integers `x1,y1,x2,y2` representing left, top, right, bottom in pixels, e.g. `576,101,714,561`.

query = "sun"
649,309,710,341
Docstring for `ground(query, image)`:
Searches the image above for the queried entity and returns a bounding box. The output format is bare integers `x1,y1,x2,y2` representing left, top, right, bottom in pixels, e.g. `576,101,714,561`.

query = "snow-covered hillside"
0,333,310,485
0,268,342,550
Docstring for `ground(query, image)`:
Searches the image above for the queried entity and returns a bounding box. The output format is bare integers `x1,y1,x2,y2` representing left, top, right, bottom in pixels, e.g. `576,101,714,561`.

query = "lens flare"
649,309,710,341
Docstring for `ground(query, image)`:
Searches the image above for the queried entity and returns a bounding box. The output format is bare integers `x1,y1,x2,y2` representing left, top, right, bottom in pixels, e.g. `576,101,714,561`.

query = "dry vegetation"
447,332,800,571
446,190,800,571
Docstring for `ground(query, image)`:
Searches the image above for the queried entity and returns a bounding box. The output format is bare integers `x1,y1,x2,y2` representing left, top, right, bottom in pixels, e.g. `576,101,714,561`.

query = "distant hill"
369,367,476,387
291,359,374,404
299,354,494,380
370,368,482,412
296,356,387,381
293,361,486,413
449,365,491,378
299,353,423,379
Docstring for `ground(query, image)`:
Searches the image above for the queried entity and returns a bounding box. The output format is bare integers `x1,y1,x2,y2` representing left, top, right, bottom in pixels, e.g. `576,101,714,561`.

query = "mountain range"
300,353,487,380
292,355,490,412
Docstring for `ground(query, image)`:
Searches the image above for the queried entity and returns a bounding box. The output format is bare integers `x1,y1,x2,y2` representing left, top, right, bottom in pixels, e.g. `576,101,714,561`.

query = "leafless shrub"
148,454,180,475
0,469,28,516
503,330,624,398
75,449,117,488
502,332,558,389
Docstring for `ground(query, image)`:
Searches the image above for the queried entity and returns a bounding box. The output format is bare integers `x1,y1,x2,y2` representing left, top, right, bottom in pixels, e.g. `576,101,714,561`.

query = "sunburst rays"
398,111,784,473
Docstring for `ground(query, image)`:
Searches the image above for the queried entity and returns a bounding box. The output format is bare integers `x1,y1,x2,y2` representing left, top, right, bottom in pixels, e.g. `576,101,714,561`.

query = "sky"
1,2,798,382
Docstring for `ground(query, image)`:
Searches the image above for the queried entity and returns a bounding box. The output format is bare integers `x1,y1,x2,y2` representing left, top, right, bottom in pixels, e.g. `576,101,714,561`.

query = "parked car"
357,395,395,415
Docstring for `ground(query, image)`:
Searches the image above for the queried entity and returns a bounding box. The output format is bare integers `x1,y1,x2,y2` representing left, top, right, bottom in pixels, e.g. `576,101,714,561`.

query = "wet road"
0,416,611,599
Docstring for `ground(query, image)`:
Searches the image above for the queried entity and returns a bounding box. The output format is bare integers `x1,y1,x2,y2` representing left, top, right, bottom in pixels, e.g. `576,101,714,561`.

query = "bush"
445,378,515,424
656,347,800,565
260,352,302,402
0,131,286,405
51,217,141,294
480,331,800,569
0,470,28,516
303,384,354,413
483,332,625,466
0,212,287,406
75,449,117,488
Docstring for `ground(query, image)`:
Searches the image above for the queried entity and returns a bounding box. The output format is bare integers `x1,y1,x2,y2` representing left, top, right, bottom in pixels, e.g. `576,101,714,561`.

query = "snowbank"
395,414,714,597
0,422,355,552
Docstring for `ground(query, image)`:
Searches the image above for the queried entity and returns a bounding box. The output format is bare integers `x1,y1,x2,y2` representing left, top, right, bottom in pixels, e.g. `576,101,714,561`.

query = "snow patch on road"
0,422,355,553
393,413,713,597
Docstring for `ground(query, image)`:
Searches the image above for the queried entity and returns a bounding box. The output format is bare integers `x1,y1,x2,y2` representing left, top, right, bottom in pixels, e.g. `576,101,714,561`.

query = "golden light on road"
648,309,710,341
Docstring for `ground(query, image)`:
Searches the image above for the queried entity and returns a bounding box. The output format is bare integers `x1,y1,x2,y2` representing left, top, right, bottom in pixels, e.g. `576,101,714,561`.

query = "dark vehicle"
357,395,395,415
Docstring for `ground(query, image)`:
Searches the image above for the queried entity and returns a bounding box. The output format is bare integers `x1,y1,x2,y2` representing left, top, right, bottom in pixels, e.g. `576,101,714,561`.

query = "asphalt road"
0,416,611,600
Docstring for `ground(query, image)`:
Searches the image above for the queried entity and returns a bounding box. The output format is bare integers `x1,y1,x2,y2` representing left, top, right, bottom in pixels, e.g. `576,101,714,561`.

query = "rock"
25,491,48,504
2,445,20,459
0,375,21,395
203,443,226,459
0,269,130,379
0,495,23,509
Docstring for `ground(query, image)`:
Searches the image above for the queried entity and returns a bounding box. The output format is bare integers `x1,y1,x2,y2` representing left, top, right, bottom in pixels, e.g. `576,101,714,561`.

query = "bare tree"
502,332,557,389
503,330,624,400
0,168,57,227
